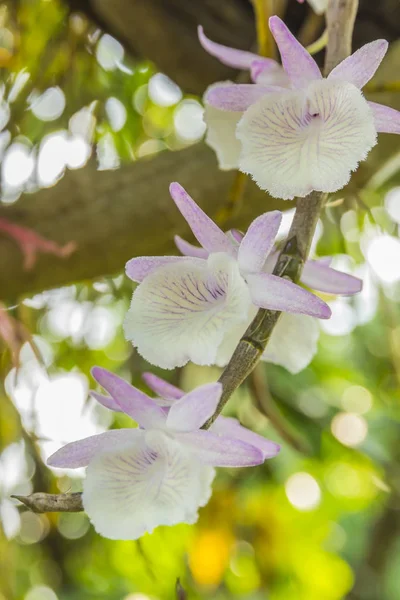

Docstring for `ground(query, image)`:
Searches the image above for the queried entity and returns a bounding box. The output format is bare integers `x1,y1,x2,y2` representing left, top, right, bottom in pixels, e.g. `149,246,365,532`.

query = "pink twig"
0,217,77,270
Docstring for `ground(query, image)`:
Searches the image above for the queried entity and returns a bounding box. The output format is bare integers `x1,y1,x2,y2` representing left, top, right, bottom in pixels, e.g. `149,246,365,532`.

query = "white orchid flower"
47,368,279,539
204,16,400,200
175,230,361,373
124,183,332,370
198,26,291,170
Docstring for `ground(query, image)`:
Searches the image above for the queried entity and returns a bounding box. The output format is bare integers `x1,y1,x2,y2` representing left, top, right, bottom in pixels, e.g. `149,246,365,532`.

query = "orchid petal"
250,59,291,87
302,260,362,294
124,253,252,369
237,80,377,199
82,430,215,540
169,182,234,254
238,211,282,274
269,16,322,88
176,430,264,466
91,367,166,428
214,309,254,367
166,383,222,432
203,83,242,170
205,84,284,112
368,101,400,134
142,372,184,401
262,313,320,373
90,391,123,413
212,416,280,458
174,235,209,258
329,40,388,89
198,25,259,69
247,272,331,318
126,256,203,283
229,229,244,244
47,429,142,468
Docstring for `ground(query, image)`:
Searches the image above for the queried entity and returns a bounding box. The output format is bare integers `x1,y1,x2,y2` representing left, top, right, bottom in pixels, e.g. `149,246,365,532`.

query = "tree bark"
2,0,400,302
0,144,285,302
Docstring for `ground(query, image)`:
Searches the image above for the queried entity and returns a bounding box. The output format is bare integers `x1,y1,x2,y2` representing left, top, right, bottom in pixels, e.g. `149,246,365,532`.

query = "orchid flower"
198,26,290,170
47,367,279,539
124,182,332,370
205,17,400,200
174,228,362,373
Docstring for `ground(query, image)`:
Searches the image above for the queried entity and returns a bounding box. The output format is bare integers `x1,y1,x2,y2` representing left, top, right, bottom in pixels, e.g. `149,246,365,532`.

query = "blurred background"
1,0,400,599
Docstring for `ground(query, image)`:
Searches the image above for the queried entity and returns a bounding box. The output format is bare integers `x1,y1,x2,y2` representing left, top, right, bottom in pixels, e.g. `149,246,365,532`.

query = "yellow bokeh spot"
189,529,234,587
0,47,12,67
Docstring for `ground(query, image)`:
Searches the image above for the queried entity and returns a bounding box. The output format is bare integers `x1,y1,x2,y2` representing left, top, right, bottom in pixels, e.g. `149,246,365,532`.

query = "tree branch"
203,0,359,428
12,492,83,513
0,145,284,303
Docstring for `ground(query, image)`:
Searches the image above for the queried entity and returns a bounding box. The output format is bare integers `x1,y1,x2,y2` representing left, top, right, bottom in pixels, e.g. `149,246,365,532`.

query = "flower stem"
203,0,360,429
12,492,83,513
252,0,275,58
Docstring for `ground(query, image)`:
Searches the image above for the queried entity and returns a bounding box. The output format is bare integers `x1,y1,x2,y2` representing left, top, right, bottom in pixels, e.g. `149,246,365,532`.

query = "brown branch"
0,145,284,303
12,492,83,513
203,0,359,429
249,365,311,455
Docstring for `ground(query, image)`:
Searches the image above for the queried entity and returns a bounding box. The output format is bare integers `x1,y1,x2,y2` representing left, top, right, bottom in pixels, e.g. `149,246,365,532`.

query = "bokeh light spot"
30,87,65,121
331,412,368,447
367,234,400,283
96,34,124,71
285,472,321,511
148,73,182,107
342,386,373,414
174,100,206,141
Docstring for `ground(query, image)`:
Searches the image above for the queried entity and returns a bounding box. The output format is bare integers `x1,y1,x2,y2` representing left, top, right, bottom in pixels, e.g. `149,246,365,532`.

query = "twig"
324,0,359,73
203,191,326,428
251,0,275,58
249,365,311,454
203,0,359,429
12,492,83,512
15,0,360,515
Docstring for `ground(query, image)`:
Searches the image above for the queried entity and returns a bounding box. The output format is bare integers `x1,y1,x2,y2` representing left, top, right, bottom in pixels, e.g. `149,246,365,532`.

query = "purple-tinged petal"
203,83,243,170
229,229,244,244
368,101,400,134
169,182,234,255
262,313,320,373
247,272,331,318
238,211,282,275
205,83,284,112
301,261,363,295
315,256,332,267
212,416,280,458
166,383,222,432
90,391,123,413
82,430,215,540
176,430,264,466
329,40,388,89
250,59,291,87
174,235,209,259
91,367,166,428
47,429,142,468
125,256,204,283
142,372,184,401
268,16,322,88
237,80,377,200
124,253,252,369
198,25,259,69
